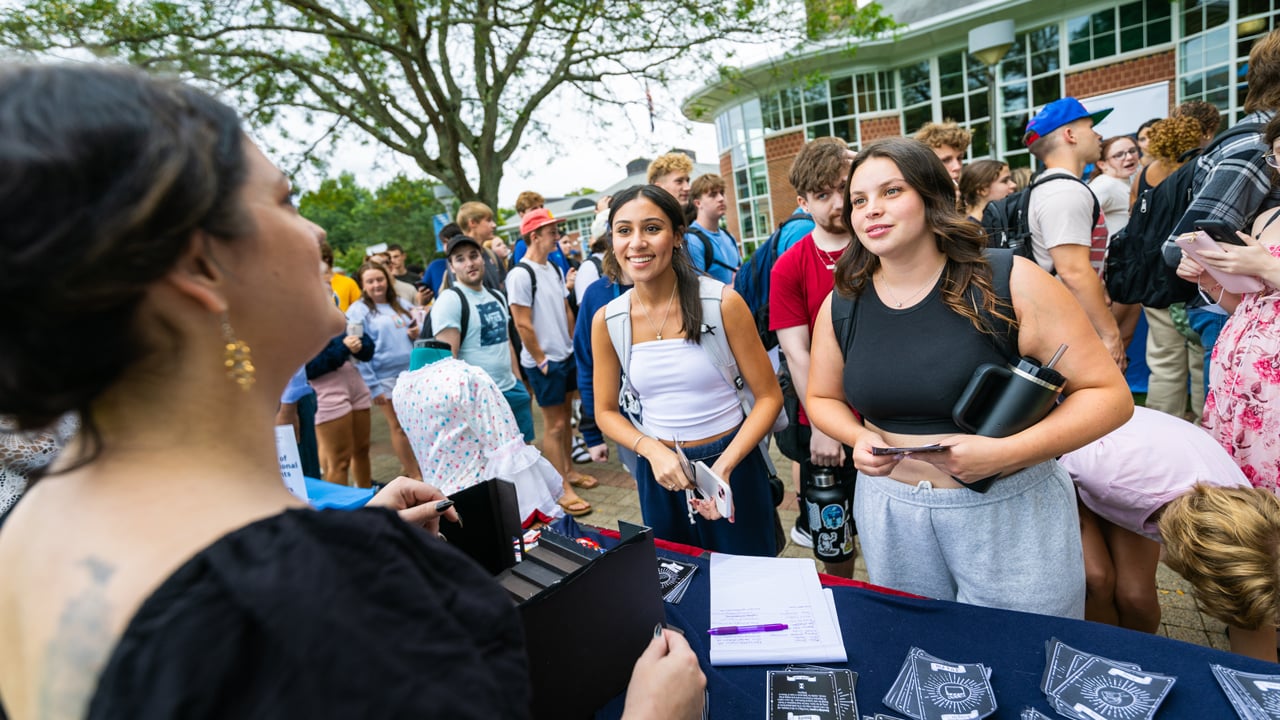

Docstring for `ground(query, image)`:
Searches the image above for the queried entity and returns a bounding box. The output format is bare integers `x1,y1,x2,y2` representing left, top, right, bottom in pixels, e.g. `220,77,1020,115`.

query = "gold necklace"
636,283,678,340
877,265,945,308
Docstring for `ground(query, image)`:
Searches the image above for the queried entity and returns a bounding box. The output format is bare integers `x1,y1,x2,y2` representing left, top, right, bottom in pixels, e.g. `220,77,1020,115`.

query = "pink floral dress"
1202,229,1280,494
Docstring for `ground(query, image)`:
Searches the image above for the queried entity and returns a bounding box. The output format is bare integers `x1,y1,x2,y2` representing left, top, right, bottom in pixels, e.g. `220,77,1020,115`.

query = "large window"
893,25,1061,166
1067,0,1172,66
759,70,897,149
998,24,1063,168
716,99,773,248
1179,0,1277,123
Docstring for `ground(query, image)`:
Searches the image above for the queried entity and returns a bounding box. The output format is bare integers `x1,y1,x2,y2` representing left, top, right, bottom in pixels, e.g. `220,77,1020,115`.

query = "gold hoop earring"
221,315,255,390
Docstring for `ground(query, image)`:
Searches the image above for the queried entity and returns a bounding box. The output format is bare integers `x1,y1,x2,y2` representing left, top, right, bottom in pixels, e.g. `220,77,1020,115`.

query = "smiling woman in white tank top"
591,184,783,557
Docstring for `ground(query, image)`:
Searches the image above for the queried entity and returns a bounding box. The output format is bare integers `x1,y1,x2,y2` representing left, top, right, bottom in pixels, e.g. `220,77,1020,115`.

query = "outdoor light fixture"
969,19,1016,159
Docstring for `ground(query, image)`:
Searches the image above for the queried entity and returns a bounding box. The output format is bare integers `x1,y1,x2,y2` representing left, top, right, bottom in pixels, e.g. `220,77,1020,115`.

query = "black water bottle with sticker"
803,468,853,563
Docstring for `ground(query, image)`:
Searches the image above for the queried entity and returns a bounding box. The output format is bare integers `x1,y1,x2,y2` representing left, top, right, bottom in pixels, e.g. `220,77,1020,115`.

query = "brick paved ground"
364,406,1232,654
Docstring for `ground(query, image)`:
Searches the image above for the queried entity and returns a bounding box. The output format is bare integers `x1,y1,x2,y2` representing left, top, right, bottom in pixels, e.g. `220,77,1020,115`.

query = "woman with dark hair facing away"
806,137,1133,618
958,159,1016,223
0,64,704,719
347,261,422,479
592,185,783,556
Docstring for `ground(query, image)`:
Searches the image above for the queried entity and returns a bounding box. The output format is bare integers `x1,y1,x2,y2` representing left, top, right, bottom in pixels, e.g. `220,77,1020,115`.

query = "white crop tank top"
627,339,742,441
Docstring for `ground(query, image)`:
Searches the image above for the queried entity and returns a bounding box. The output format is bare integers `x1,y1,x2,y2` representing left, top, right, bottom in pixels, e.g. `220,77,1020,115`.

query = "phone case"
1175,232,1265,294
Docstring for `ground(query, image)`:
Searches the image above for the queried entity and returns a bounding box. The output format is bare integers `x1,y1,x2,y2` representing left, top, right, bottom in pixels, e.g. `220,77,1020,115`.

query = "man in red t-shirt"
769,137,857,577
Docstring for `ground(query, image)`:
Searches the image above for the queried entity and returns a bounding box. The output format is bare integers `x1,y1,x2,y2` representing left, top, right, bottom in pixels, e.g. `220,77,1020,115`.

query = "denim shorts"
525,356,576,407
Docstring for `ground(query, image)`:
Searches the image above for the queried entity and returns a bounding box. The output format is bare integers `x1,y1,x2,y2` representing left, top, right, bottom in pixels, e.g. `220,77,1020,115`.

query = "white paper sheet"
709,553,847,666
274,425,310,502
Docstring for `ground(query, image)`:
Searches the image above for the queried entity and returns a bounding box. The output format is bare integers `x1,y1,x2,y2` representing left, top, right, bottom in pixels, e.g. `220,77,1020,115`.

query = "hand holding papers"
709,554,847,666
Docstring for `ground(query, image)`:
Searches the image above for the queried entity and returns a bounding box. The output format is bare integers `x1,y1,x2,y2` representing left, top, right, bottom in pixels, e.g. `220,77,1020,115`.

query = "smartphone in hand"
1175,232,1265,294
871,444,946,456
1195,219,1246,246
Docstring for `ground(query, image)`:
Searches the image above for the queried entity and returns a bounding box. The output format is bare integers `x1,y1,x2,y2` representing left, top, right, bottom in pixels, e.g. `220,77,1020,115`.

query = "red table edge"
593,527,922,599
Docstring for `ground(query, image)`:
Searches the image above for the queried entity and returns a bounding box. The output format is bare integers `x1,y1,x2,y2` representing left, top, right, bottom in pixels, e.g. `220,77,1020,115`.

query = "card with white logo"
1052,657,1174,720
911,655,996,720
1211,663,1280,720
768,669,842,720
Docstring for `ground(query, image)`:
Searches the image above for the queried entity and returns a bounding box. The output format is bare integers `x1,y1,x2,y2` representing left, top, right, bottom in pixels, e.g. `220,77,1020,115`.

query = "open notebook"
709,553,847,666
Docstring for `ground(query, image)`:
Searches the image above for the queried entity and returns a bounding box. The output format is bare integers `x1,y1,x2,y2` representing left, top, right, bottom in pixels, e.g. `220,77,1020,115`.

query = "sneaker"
790,516,813,549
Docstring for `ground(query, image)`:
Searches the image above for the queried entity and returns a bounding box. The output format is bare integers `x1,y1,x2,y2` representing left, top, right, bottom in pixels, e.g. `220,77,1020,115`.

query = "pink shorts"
312,362,372,425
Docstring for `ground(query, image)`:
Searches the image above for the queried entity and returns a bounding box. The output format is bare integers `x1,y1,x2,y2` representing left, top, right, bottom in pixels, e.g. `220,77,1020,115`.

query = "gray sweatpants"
854,460,1085,619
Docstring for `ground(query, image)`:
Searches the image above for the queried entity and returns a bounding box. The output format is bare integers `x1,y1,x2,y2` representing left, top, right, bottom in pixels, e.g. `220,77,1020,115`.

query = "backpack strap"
690,226,740,274
693,275,779,476
515,261,537,305
603,291,652,435
447,286,470,342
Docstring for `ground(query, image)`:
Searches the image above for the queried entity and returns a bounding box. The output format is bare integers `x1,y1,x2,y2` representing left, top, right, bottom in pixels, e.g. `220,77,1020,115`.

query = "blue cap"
1023,97,1112,147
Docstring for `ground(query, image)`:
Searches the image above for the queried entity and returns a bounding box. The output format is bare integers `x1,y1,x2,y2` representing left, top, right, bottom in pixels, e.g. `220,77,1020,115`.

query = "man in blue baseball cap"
1024,97,1126,369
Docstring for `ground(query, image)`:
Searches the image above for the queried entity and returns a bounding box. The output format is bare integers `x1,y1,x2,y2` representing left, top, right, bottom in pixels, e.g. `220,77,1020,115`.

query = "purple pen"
707,623,789,635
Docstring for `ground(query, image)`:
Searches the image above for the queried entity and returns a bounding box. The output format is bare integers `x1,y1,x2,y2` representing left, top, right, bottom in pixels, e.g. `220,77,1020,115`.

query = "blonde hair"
915,121,971,153
455,201,494,232
515,191,544,216
1010,166,1032,192
1160,484,1280,630
646,152,694,184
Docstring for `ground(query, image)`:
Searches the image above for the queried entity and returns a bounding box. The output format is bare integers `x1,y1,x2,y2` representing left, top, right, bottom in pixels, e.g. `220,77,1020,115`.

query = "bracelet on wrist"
631,434,646,453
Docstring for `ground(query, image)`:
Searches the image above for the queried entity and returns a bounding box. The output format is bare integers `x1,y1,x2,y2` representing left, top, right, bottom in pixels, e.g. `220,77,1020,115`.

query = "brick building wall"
860,116,903,143
1065,50,1177,116
720,151,738,241
764,130,807,230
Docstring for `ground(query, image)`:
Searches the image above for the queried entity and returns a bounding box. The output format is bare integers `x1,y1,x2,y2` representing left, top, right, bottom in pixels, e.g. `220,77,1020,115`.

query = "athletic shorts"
525,356,576,407
312,361,372,425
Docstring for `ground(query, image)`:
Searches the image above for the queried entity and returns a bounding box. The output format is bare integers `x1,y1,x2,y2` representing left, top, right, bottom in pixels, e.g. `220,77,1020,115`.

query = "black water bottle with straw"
804,467,854,563
950,344,1069,492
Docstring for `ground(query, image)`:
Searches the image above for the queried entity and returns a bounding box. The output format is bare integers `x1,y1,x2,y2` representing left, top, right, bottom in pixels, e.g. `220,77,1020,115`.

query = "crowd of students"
4,29,1280,718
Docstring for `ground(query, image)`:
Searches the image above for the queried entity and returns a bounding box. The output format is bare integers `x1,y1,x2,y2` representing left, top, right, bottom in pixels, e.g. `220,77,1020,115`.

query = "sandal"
571,435,591,464
557,495,593,517
569,472,599,489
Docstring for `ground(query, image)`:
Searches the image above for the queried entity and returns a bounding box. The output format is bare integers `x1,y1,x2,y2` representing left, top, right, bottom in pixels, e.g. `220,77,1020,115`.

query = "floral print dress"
1203,213,1280,493
392,358,564,526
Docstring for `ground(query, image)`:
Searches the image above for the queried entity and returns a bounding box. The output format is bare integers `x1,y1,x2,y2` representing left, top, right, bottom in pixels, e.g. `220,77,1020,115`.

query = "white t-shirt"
1027,168,1103,274
430,285,518,391
575,254,603,307
1088,173,1132,238
505,259,573,367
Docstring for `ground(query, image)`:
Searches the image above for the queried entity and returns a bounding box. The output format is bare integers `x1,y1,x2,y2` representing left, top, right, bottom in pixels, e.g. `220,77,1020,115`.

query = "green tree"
0,0,897,210
297,172,373,252
298,172,443,270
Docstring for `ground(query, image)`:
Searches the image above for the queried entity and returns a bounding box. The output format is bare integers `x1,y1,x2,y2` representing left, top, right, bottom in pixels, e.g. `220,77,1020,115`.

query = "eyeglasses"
1108,147,1140,161
1265,151,1279,170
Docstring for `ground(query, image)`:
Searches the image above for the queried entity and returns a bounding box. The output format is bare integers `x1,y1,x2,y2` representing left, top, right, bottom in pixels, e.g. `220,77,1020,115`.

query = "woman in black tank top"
804,137,1133,618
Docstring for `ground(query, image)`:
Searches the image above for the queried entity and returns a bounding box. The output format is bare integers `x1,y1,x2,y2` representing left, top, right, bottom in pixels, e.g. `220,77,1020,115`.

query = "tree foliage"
0,0,897,209
298,171,443,272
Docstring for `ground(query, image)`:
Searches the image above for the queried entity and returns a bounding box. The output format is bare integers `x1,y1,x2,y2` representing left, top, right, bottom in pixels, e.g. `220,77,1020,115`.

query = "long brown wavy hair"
834,137,1015,335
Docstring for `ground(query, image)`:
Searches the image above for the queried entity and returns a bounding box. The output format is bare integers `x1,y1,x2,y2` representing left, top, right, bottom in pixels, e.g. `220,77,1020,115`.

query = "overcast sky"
300,70,721,209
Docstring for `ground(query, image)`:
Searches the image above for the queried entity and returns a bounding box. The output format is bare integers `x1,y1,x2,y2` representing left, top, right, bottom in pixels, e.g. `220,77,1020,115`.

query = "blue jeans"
502,383,536,443
633,428,777,557
1186,307,1227,396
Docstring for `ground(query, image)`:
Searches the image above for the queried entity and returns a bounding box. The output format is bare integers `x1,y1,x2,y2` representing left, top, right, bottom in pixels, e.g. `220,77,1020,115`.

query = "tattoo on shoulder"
38,557,115,720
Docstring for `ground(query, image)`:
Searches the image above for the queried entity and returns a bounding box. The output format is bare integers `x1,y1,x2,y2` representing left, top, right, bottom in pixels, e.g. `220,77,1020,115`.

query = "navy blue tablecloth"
590,544,1279,719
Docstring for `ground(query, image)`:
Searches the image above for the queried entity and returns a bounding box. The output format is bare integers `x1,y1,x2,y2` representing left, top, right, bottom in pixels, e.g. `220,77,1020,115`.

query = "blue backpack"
732,212,813,350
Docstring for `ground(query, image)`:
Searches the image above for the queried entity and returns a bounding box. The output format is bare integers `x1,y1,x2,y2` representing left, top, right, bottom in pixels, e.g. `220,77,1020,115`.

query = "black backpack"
981,173,1100,266
1105,121,1265,308
688,226,741,276
732,212,813,350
